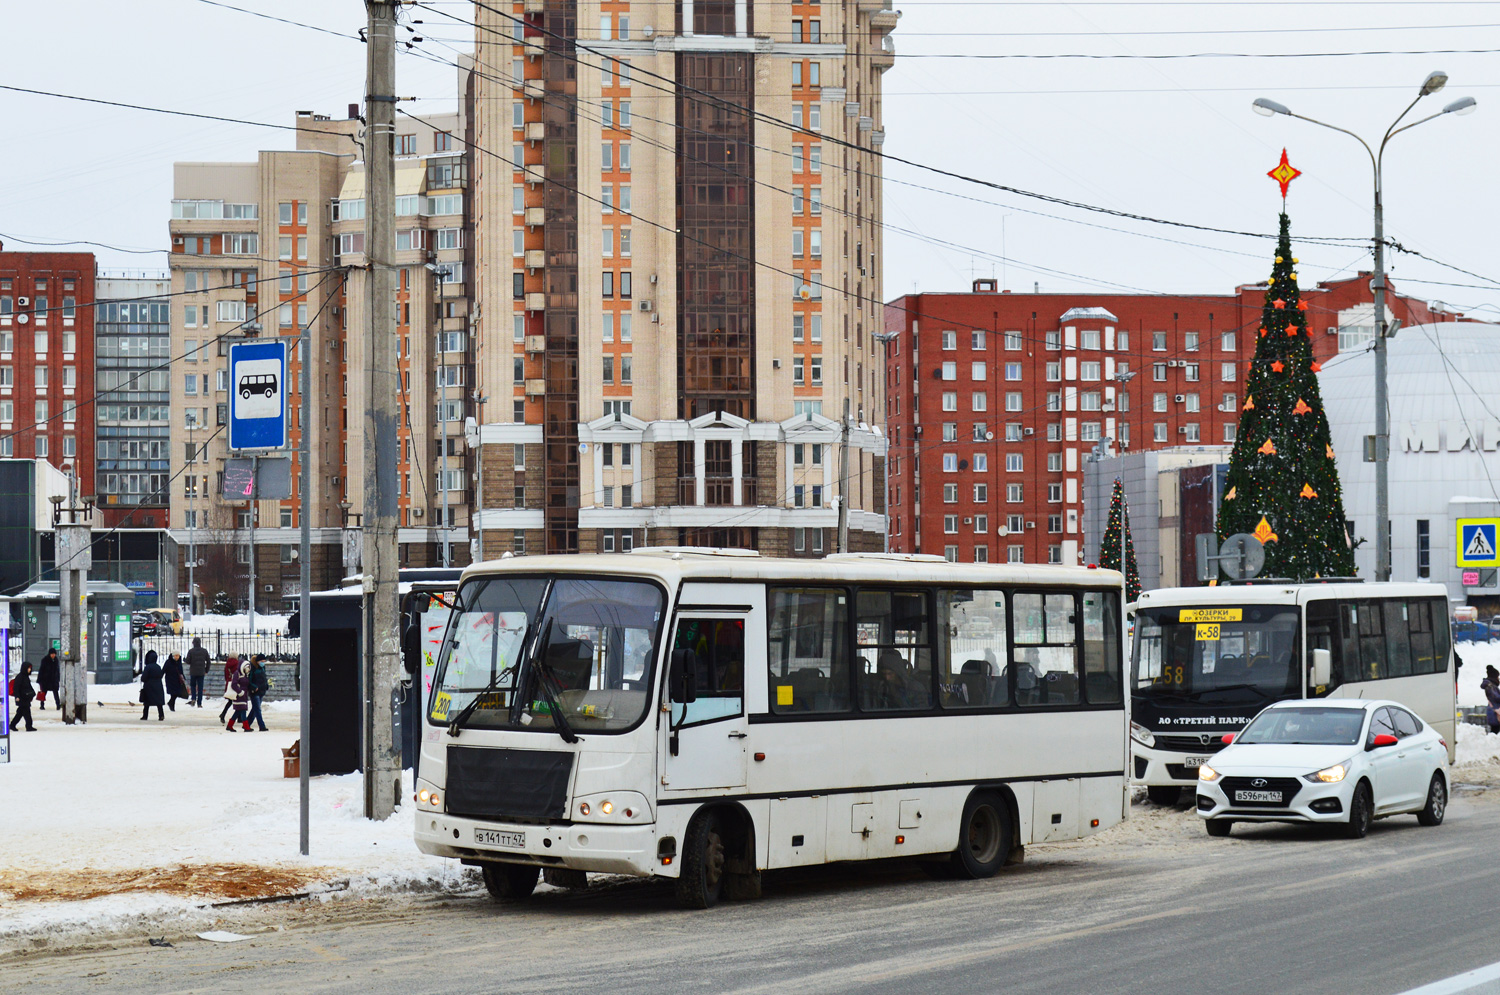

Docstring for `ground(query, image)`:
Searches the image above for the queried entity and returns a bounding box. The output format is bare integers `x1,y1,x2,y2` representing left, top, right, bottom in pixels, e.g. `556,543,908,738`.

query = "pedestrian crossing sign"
1457,519,1500,567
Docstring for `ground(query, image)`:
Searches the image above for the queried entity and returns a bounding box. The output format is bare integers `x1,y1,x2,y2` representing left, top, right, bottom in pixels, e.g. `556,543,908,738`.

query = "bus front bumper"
414,810,661,878
1132,745,1219,788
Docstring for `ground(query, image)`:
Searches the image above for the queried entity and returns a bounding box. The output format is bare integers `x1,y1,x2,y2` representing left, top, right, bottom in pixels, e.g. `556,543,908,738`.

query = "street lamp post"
1253,73,1476,582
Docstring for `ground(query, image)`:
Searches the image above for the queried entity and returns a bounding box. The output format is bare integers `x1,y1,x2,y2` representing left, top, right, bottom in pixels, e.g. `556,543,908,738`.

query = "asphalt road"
19,789,1500,995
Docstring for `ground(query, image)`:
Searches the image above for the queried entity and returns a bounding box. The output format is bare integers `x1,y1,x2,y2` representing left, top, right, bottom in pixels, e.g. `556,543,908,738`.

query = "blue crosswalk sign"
228,340,287,451
1458,520,1500,568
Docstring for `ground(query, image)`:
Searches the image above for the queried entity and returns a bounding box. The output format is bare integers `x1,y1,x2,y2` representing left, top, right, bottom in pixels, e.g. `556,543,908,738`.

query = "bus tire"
1417,772,1447,827
675,810,727,909
1147,786,1181,806
950,791,1010,879
482,862,538,902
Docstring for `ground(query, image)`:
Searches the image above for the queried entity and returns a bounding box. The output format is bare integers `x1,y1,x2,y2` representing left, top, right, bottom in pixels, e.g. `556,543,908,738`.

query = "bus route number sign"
1179,608,1242,623
1195,623,1221,642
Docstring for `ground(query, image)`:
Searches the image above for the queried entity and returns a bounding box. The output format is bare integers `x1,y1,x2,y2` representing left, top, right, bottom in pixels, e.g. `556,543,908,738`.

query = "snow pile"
1455,721,1500,767
185,612,288,634
0,697,468,942
1456,642,1500,708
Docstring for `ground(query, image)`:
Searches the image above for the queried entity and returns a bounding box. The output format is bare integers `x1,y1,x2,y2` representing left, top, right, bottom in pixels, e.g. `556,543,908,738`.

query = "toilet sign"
228,340,287,451
1457,519,1500,568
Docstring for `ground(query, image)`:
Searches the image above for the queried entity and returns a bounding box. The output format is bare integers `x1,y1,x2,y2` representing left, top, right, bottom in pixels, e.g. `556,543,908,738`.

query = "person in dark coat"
163,652,188,712
225,658,251,732
218,655,239,723
185,637,211,707
9,661,36,732
245,655,270,731
36,648,60,710
139,650,166,722
1483,665,1500,735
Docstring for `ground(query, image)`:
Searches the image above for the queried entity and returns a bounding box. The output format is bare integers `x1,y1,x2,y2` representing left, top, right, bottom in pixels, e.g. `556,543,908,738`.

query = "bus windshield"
428,575,664,734
1132,605,1301,700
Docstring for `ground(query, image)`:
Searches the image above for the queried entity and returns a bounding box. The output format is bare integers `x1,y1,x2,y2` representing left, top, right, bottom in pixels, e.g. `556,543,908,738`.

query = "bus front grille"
446,746,574,822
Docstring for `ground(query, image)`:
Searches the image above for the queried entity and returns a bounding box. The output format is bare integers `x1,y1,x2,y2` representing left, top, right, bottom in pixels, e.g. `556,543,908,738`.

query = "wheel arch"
687,800,758,872
967,782,1021,847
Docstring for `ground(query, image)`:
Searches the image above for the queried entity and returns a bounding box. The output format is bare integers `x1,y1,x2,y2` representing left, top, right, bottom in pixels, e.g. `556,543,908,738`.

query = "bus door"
665,610,751,790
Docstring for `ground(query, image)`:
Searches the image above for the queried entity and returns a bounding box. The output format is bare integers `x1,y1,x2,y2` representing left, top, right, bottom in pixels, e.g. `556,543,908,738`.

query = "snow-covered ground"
0,689,468,942
1456,641,1500,708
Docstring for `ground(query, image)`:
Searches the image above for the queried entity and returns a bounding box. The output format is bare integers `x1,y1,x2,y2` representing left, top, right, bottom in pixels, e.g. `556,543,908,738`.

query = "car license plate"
1183,756,1212,768
1233,790,1282,804
475,828,526,849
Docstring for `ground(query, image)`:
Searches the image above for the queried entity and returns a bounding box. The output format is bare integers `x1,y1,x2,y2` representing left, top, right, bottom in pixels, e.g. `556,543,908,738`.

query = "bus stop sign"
228,340,287,451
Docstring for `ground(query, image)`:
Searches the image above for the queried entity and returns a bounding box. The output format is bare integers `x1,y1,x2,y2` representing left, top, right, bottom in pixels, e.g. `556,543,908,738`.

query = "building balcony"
872,36,896,71
525,292,546,312
870,7,900,33
676,477,756,507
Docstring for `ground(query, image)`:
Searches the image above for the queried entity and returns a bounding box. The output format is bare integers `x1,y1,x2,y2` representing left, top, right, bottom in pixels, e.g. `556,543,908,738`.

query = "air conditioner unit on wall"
1174,394,1185,403
1026,521,1036,529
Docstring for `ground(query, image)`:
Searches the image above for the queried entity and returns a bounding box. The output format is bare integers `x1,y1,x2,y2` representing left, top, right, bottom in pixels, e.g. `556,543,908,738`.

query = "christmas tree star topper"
1267,148,1302,200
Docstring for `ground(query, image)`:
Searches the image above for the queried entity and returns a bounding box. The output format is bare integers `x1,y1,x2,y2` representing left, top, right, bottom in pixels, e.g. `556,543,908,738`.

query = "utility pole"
55,478,91,725
247,454,258,633
298,282,315,855
428,263,451,567
837,397,851,554
363,0,402,820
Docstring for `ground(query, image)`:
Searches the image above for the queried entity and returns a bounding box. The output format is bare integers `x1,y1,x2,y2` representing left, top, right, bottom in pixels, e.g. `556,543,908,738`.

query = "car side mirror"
1221,733,1235,745
669,648,697,704
1369,733,1399,750
1311,648,1332,688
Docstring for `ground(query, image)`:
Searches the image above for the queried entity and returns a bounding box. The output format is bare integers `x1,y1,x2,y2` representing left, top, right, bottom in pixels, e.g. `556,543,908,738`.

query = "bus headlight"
1129,721,1156,749
1198,764,1221,783
1305,762,1348,783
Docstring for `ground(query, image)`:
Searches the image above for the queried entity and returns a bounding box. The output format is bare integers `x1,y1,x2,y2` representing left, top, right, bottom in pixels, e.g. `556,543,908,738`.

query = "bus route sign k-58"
228,340,287,451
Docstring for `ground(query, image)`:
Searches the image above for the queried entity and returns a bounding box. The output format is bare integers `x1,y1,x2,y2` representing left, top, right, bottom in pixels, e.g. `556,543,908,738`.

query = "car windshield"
428,575,663,734
1132,605,1301,699
1238,706,1365,745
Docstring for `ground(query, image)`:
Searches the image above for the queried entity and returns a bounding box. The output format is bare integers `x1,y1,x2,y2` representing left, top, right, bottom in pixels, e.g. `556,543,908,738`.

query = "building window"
1080,391,1101,412
1048,545,1063,565
1222,362,1237,382
1008,483,1024,503
1154,423,1167,443
1047,483,1062,503
1080,361,1100,381
974,483,988,503
1185,393,1200,413
942,453,958,472
972,392,987,412
944,515,958,534
1184,364,1199,382
1185,332,1200,352
1153,363,1167,382
972,361,987,381
1184,423,1200,443
1006,453,1023,472
1046,361,1060,382
1417,519,1431,578
973,453,987,472
1047,452,1063,472
943,483,958,503
1154,392,1168,413
1152,331,1167,351
942,423,957,442
1004,362,1022,381
397,134,417,155
942,330,957,350
974,515,988,535
1222,331,1236,352
1046,392,1061,412
1224,423,1237,443
1045,330,1061,350
1006,392,1022,412
1048,514,1063,534
942,361,957,380
942,391,957,412
1008,545,1025,563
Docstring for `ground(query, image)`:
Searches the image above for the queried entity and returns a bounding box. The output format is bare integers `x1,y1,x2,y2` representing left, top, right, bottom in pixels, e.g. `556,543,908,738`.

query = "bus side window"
1431,596,1453,672
1338,601,1362,684
1383,600,1413,678
671,617,745,726
1406,599,1437,675
1356,600,1387,680
1081,589,1122,704
939,588,1008,708
856,589,933,711
768,588,850,715
1014,591,1079,707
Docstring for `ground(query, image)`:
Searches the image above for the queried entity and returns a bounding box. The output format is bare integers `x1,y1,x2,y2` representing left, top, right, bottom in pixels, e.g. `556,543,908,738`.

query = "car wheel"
1147,786,1181,806
1344,781,1373,839
949,791,1011,879
675,810,726,909
481,862,538,902
1204,819,1233,837
1417,773,1447,827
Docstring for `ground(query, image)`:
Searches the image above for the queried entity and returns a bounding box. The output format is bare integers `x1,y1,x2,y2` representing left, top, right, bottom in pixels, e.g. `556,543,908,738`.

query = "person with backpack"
36,647,59,711
185,637,211,708
245,655,270,732
9,662,36,732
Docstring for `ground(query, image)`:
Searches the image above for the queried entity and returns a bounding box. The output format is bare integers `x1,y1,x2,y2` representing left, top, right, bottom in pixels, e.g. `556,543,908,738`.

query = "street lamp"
1252,72,1476,582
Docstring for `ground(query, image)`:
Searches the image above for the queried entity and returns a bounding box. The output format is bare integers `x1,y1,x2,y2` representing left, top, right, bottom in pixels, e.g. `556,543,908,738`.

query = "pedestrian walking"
8,662,36,732
217,655,239,723
36,647,59,711
139,650,166,722
1483,665,1500,735
245,654,270,732
185,636,210,707
225,658,252,732
163,651,188,712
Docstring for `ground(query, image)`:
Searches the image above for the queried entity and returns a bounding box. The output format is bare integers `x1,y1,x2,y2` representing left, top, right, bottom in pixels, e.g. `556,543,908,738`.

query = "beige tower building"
471,0,897,556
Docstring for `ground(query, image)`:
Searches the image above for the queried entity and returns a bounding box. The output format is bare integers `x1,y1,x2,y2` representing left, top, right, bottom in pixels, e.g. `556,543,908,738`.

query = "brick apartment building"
0,245,96,501
883,275,1454,565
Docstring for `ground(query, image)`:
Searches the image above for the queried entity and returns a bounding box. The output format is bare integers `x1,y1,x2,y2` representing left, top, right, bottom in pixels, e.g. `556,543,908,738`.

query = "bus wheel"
1147,786,1181,806
950,792,1011,879
482,862,538,902
675,811,727,909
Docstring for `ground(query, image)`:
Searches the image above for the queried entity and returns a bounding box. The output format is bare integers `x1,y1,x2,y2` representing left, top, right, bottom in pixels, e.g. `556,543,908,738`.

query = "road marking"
1399,959,1500,995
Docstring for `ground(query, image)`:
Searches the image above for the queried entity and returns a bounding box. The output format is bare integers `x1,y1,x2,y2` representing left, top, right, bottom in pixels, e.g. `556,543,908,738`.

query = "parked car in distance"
1489,615,1500,639
1196,699,1448,839
130,611,157,637
149,609,182,635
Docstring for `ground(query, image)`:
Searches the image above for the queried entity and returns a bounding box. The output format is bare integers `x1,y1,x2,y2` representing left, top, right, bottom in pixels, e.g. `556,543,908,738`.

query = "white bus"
1129,583,1456,804
415,550,1129,908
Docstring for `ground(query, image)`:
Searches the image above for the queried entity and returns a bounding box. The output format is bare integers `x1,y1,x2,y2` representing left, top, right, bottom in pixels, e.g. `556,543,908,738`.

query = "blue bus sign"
228,340,287,450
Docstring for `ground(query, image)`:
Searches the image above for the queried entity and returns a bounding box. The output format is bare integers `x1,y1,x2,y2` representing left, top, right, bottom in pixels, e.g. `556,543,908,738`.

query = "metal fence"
136,631,302,664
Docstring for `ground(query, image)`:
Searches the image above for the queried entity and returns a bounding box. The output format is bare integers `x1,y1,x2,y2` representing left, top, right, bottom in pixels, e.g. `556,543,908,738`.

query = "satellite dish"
1218,534,1266,581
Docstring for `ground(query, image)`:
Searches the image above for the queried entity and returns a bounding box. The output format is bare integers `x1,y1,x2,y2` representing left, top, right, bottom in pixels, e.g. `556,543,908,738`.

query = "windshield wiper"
526,619,579,744
1194,682,1275,699
447,659,522,738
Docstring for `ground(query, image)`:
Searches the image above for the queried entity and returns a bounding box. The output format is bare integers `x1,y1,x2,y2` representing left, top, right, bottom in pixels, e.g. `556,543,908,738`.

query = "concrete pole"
56,481,91,725
1371,176,1391,582
436,268,451,567
837,397,851,554
298,291,314,855
363,0,402,820
248,454,258,633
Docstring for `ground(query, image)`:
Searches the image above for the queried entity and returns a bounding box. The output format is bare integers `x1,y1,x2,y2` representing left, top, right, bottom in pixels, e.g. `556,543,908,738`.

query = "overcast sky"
3,2,1496,318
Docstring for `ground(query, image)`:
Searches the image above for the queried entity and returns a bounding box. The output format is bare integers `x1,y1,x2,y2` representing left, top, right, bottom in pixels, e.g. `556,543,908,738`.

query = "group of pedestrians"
216,652,270,732
8,650,60,732
131,637,271,730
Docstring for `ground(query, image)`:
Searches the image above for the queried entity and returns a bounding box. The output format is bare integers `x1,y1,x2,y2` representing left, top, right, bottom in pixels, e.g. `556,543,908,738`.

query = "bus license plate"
475,829,526,849
1183,756,1211,769
1233,790,1282,804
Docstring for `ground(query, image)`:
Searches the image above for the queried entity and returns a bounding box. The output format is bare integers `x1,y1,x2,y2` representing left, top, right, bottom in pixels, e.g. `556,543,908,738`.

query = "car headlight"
1129,721,1156,749
1304,762,1348,783
1198,764,1221,782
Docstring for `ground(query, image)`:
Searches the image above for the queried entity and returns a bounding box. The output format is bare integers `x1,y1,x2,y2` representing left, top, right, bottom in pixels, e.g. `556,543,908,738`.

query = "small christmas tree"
1217,150,1355,580
1100,478,1143,601
212,590,235,615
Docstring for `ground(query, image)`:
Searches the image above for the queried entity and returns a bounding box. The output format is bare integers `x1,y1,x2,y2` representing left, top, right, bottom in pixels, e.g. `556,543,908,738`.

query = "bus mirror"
413,593,432,613
1311,648,1332,688
670,648,698,704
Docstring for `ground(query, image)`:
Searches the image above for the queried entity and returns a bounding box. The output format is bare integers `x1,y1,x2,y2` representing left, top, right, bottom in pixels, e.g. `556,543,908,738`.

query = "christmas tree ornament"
1300,484,1318,499
1267,148,1302,198
1259,438,1277,455
1253,517,1279,544
1243,395,1255,411
1273,299,1286,309
1326,444,1335,459
1293,399,1312,415
1270,360,1285,373
1310,361,1322,373
1225,486,1237,500
1297,301,1309,311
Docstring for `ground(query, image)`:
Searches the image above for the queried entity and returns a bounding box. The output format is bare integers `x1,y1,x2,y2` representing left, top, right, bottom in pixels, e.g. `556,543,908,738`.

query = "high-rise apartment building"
883,276,1455,566
0,245,96,498
95,276,171,528
471,0,897,557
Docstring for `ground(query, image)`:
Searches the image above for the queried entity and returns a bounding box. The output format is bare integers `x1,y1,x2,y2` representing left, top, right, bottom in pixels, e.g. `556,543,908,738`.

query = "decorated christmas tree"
1100,477,1143,600
1217,150,1355,580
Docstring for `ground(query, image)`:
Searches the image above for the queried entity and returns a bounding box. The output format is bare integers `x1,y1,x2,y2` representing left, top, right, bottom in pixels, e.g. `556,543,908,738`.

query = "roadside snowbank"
1457,642,1500,708
184,612,287,634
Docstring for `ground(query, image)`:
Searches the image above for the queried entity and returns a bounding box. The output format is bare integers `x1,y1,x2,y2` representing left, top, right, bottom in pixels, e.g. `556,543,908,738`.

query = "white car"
1195,699,1448,839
